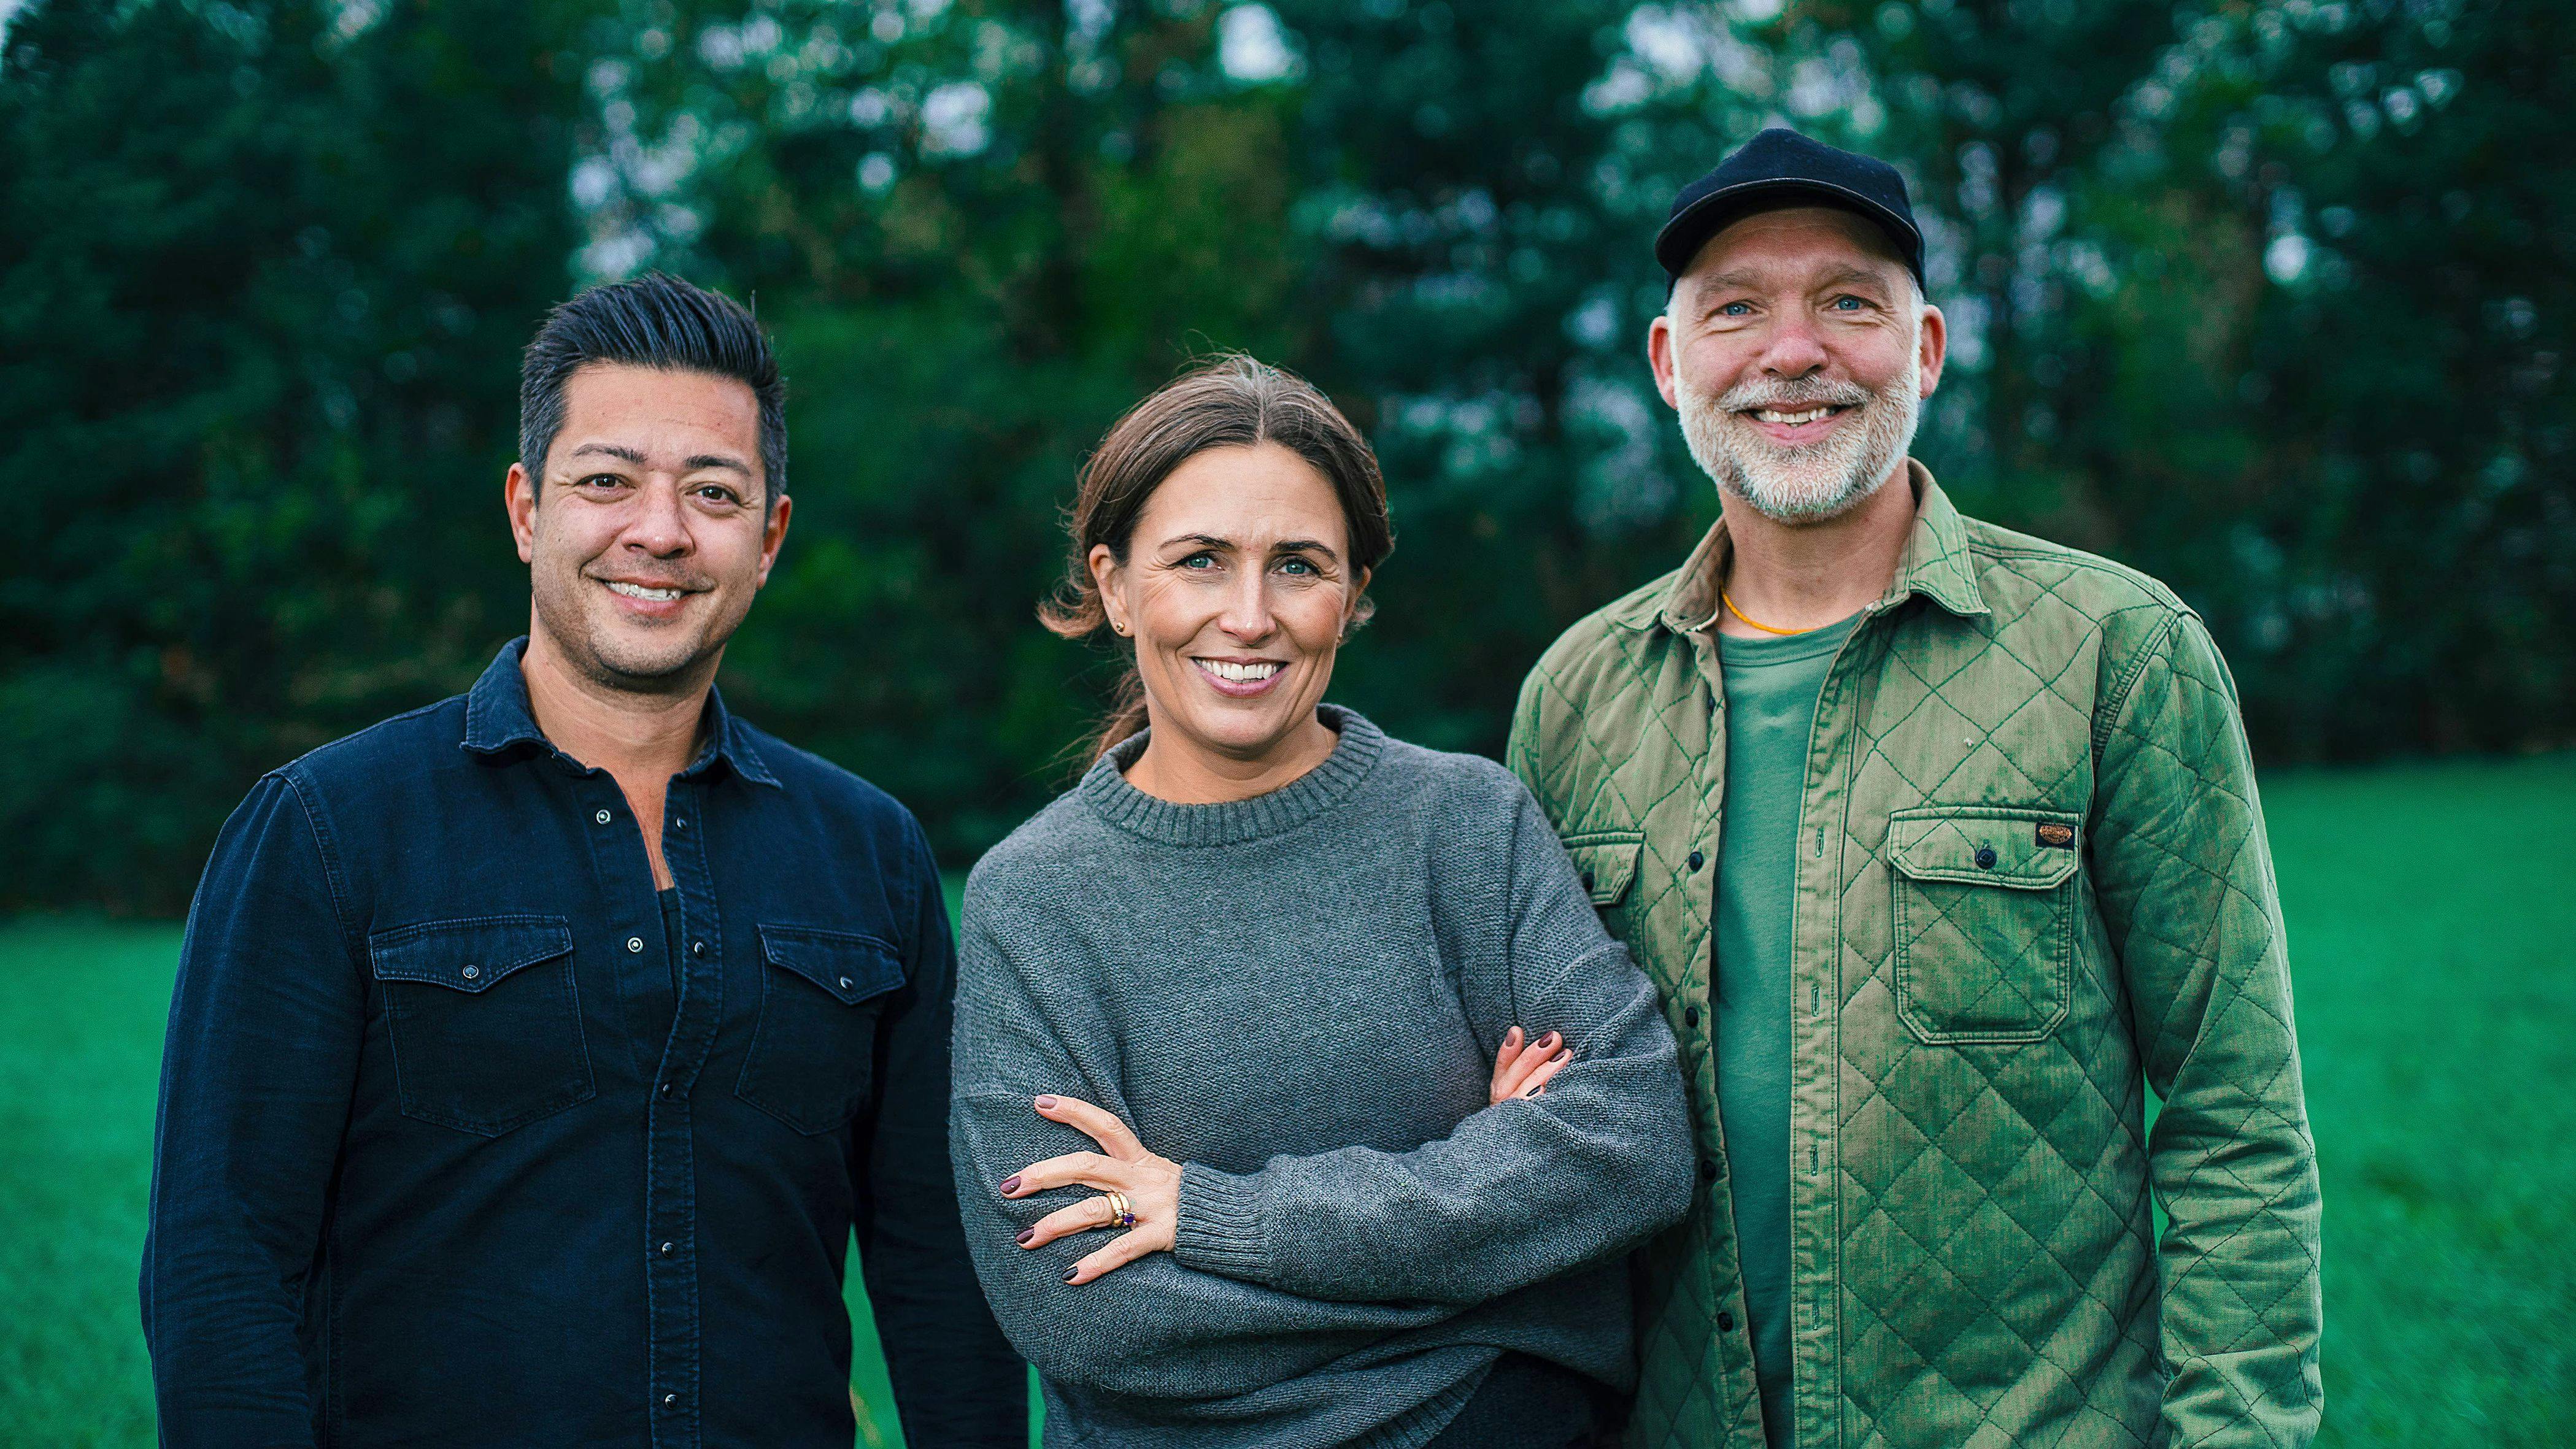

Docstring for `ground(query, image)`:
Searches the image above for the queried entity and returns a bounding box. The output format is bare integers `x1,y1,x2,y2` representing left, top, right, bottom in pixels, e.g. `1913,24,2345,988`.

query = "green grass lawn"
4,753,2572,1445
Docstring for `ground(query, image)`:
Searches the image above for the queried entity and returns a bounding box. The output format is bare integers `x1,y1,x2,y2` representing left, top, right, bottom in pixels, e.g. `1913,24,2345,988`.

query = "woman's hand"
1001,1095,1183,1285
1489,1025,1571,1105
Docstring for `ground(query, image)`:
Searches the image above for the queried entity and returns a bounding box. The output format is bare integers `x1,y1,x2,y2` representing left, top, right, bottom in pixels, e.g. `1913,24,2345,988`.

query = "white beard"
1676,344,1922,523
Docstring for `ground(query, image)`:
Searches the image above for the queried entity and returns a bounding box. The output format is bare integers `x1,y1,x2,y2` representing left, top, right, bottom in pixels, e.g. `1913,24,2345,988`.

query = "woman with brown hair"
949,355,1694,1447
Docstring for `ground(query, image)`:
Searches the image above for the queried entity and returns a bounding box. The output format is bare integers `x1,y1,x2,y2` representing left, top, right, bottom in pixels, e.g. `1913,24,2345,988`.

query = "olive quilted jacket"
1505,467,2321,1449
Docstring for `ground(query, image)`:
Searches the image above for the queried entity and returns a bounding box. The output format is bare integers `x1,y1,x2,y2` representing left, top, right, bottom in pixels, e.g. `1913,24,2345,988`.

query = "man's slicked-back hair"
518,272,787,508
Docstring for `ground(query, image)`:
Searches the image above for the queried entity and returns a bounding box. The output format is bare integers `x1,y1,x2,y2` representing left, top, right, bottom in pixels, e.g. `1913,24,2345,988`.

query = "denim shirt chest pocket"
736,924,907,1135
368,915,596,1136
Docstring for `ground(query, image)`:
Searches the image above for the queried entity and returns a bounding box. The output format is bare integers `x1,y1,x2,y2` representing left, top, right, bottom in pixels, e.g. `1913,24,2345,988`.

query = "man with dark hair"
142,272,1025,1448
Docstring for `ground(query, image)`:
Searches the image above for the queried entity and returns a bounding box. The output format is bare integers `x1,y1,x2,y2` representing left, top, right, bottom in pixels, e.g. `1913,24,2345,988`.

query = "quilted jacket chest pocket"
1888,808,2082,1045
368,915,595,1136
736,924,906,1135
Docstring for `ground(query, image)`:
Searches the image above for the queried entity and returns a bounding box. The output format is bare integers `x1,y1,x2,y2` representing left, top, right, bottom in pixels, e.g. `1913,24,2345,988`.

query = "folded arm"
1170,934,1692,1307
953,1072,1455,1401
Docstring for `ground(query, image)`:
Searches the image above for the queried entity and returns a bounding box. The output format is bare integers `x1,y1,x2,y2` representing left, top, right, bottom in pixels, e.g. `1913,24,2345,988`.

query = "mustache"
1707,375,1875,414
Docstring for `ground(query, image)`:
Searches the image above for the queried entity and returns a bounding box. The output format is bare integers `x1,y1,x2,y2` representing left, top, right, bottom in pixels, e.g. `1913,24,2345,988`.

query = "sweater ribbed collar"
1076,704,1384,847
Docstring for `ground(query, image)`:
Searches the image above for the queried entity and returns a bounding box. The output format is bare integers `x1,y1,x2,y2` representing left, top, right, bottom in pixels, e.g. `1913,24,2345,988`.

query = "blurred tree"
1,0,584,911
6,0,2569,910
1830,0,2576,755
1274,0,1756,751
2208,0,2575,753
558,0,1778,853
553,0,1321,848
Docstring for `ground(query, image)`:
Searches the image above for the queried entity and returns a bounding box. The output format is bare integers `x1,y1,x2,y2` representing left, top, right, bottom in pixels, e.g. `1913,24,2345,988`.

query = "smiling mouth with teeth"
606,581,688,602
1746,404,1849,426
1194,659,1282,683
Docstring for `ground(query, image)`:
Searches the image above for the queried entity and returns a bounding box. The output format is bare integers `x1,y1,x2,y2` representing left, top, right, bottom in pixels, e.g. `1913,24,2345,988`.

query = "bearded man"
1506,130,2323,1448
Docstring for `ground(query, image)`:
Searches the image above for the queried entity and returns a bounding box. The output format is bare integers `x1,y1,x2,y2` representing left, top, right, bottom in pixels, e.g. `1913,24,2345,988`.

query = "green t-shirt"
1715,610,1860,1449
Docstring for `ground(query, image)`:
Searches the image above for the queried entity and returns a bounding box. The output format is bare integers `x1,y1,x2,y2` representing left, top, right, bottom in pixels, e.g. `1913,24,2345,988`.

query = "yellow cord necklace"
1721,590,1816,637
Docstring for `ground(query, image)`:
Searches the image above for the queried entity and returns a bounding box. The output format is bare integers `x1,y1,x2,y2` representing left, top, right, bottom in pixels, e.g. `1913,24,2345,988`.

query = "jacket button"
1579,871,1594,891
1684,1005,1700,1028
1975,846,1998,870
839,975,854,990
662,1393,678,1409
1716,1311,1736,1332
1699,1158,1718,1183
692,941,706,956
595,809,612,825
628,937,645,953
674,817,688,831
658,1241,674,1257
1687,850,1706,872
461,964,479,981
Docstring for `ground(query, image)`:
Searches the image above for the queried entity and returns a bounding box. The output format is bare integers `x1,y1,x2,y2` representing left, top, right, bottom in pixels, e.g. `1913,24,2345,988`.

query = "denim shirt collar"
460,637,782,788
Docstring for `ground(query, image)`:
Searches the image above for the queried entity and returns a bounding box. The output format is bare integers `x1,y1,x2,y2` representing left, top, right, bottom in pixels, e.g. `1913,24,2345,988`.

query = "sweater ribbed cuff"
1172,1163,1271,1281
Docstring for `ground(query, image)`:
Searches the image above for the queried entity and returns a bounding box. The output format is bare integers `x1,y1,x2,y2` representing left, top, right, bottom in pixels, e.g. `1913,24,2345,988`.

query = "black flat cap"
1656,128,1925,289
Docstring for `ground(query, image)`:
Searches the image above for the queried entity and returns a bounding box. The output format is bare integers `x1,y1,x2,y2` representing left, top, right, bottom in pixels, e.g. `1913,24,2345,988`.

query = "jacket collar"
1619,458,1989,635
461,637,782,788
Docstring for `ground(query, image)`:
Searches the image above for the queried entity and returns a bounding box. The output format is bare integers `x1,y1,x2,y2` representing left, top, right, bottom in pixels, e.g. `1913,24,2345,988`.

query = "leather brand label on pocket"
2035,822,2076,848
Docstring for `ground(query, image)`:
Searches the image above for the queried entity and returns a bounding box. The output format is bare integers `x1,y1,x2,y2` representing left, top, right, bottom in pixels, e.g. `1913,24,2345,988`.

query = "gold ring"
1104,1191,1134,1228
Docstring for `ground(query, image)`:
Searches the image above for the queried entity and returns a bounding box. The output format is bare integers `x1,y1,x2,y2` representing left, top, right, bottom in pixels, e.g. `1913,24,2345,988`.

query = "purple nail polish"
1035,1095,1059,1109
1015,1228,1035,1245
1000,1175,1022,1195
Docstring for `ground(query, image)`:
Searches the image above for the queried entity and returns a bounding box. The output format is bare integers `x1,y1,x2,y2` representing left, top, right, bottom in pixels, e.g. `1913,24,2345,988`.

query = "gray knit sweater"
952,708,1695,1448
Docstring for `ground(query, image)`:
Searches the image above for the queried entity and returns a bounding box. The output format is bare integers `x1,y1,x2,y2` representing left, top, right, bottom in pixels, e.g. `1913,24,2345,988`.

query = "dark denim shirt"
141,642,1025,1448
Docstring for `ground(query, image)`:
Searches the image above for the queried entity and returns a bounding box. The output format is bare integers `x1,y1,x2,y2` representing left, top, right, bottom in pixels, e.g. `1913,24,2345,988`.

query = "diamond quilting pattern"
1507,486,2320,1449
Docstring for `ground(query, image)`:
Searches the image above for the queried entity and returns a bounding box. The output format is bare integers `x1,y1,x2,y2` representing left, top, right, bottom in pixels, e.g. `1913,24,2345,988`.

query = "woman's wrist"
1171,1161,1272,1279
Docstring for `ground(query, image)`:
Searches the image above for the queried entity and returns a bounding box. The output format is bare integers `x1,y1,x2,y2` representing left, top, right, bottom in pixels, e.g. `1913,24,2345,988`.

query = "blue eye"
1181,553,1216,569
1279,557,1316,575
1720,301,1753,317
1834,296,1865,310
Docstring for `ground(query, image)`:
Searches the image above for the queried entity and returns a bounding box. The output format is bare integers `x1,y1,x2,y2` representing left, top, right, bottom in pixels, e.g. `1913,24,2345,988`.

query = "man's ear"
1916,301,1948,398
506,463,539,564
752,493,792,590
1647,311,1681,411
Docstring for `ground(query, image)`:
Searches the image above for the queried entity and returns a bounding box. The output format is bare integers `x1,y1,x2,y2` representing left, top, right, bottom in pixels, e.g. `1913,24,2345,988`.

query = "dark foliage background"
6,0,2569,913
